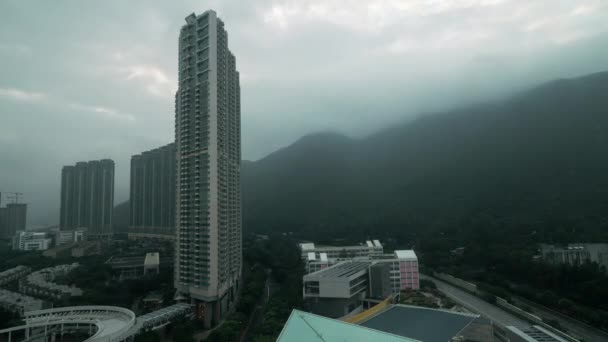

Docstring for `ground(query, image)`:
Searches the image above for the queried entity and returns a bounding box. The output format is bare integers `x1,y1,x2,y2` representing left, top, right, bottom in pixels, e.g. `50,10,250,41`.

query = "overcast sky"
1,0,608,227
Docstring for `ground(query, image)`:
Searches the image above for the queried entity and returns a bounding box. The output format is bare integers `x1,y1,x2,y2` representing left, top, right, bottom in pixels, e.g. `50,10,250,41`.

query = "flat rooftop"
394,250,418,261
305,261,370,280
278,309,418,342
107,256,145,269
300,240,383,251
360,305,478,342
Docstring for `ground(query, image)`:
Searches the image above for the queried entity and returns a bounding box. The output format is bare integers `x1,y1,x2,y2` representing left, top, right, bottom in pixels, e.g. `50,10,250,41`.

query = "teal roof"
277,310,420,342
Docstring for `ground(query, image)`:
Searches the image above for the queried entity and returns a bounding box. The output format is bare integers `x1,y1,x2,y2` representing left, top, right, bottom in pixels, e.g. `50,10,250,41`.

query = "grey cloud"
0,0,607,226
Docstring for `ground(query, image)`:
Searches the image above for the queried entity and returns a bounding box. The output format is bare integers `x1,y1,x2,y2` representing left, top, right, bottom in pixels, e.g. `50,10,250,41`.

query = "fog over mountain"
1,1,608,226
243,71,608,239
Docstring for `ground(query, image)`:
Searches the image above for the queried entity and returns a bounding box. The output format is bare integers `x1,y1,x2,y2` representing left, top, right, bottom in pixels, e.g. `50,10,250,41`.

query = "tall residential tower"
60,159,114,239
0,202,27,239
174,10,242,326
129,143,176,239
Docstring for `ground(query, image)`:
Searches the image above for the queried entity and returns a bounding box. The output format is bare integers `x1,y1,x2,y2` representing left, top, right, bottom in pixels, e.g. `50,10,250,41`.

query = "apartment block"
174,10,242,327
129,143,176,240
60,159,114,239
12,231,52,251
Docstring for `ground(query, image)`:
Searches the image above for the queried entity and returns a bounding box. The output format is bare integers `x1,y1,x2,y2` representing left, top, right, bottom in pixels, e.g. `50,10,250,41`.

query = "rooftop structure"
20,263,82,299
299,240,384,261
12,231,51,251
359,305,484,342
304,261,371,318
55,229,86,246
277,309,417,342
394,250,417,260
129,143,176,240
43,240,100,259
540,243,608,270
107,252,168,280
0,266,31,286
302,250,420,318
0,288,44,316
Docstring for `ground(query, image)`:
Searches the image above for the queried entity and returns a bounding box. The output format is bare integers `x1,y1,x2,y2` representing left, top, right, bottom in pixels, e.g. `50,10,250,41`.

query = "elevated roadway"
0,303,192,342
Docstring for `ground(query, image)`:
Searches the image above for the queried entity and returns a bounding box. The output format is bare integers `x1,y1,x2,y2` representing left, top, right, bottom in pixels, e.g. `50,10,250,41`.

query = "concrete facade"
0,266,31,286
303,261,371,318
55,229,86,245
369,263,392,299
0,289,44,316
12,231,51,251
302,247,420,295
19,264,83,300
174,10,242,327
540,243,608,270
60,159,114,239
0,203,27,238
129,143,176,240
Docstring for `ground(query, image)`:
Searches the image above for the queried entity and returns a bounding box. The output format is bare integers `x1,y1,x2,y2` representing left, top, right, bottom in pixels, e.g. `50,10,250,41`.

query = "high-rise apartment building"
0,207,6,238
174,10,242,326
129,143,176,239
6,204,27,235
60,159,114,239
0,195,27,239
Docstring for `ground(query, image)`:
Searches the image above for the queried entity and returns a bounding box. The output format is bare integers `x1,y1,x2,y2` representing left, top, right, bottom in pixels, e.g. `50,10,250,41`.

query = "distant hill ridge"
242,71,608,239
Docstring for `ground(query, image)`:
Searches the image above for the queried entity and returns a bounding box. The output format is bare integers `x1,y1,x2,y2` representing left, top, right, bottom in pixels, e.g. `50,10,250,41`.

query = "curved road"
422,275,528,329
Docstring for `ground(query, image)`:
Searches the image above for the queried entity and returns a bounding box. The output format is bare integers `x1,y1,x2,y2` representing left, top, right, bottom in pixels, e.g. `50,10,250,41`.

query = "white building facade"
174,10,241,327
13,231,51,251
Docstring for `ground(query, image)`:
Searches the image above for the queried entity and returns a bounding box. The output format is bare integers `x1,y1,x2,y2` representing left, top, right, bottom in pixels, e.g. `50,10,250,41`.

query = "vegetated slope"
242,71,608,240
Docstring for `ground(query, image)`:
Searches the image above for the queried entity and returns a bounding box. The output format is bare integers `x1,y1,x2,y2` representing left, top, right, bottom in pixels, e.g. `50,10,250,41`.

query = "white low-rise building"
303,261,371,318
540,243,608,270
0,288,44,316
300,239,420,294
301,247,420,318
0,265,31,286
19,263,83,300
12,231,52,251
55,229,86,246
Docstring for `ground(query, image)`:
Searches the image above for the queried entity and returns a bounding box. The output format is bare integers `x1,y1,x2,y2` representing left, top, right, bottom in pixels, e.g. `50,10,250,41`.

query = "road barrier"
434,272,478,294
431,272,580,342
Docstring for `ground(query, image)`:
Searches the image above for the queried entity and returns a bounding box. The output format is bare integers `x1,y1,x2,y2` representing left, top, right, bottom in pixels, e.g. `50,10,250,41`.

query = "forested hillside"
243,71,608,243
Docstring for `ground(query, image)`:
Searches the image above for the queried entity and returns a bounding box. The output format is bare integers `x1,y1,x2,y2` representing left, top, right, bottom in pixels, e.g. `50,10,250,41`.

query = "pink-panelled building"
394,250,419,290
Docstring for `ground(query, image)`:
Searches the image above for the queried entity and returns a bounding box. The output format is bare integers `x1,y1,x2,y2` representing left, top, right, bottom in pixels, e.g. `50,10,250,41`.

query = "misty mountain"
242,71,608,240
